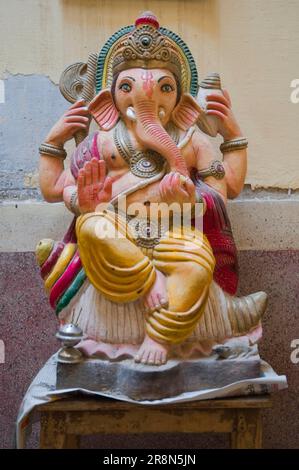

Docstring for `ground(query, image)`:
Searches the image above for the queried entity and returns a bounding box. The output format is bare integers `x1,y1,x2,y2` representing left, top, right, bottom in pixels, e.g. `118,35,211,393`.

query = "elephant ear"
172,94,203,131
88,89,119,131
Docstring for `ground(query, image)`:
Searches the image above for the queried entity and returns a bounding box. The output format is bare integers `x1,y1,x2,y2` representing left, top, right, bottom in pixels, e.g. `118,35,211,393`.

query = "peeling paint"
0,0,299,190
0,71,299,199
2,69,59,87
0,73,67,199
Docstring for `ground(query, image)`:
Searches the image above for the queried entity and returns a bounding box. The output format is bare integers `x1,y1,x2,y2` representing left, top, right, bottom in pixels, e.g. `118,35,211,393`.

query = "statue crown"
112,11,182,79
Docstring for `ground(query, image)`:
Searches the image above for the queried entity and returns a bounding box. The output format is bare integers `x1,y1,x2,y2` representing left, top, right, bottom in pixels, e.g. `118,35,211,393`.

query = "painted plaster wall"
0,75,67,199
0,0,299,189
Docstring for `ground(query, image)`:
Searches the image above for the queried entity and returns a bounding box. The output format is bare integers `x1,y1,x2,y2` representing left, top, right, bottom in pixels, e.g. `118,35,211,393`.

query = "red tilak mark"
141,71,154,98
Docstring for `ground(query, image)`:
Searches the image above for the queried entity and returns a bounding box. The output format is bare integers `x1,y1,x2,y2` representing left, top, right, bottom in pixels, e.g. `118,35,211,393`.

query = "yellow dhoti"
76,210,215,345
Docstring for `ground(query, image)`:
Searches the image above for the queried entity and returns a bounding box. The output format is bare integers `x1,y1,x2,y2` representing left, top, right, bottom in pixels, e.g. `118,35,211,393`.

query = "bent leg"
146,229,215,347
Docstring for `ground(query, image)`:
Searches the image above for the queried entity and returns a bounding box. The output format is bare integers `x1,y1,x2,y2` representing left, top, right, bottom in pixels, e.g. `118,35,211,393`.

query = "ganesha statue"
36,12,267,399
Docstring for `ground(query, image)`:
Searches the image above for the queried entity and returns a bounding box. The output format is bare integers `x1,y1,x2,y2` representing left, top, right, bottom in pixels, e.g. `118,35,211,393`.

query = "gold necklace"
113,119,180,178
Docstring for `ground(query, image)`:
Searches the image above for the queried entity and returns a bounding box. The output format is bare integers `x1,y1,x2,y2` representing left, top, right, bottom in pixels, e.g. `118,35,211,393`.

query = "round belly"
126,181,161,206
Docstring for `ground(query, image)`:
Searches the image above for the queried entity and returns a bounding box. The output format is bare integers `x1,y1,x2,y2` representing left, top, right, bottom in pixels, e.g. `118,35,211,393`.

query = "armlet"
196,160,225,181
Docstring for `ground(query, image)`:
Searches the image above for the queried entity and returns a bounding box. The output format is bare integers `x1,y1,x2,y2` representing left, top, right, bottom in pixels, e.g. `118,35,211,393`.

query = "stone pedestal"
56,356,261,401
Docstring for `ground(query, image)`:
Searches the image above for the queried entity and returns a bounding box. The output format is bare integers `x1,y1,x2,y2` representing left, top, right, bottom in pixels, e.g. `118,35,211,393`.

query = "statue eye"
119,82,132,93
161,83,174,93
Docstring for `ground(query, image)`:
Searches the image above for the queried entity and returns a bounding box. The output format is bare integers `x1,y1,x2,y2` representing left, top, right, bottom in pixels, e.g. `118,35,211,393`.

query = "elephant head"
88,68,202,176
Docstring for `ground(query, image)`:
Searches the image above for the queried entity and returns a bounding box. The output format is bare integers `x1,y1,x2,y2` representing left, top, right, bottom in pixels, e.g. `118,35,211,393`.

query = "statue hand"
159,172,196,205
78,158,112,213
45,99,90,147
206,89,243,141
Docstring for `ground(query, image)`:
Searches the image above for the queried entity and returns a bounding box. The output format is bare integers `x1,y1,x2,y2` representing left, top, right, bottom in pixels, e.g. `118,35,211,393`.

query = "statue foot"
144,269,168,313
135,335,169,365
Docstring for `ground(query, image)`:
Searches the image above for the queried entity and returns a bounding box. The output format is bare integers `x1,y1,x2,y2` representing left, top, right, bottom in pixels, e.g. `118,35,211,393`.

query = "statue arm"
205,89,247,199
221,147,247,199
62,170,78,213
39,156,68,202
191,130,228,202
39,157,78,212
39,99,90,202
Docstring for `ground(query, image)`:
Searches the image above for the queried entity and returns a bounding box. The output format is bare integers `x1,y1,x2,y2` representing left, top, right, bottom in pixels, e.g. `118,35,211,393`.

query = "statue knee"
77,211,147,269
77,211,121,244
168,261,213,313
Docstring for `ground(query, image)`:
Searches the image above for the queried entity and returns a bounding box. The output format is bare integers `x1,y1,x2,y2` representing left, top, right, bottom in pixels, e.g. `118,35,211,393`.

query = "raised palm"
78,158,112,213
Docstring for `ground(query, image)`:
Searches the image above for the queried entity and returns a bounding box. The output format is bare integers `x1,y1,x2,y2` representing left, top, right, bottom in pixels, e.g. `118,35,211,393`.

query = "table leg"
231,409,262,449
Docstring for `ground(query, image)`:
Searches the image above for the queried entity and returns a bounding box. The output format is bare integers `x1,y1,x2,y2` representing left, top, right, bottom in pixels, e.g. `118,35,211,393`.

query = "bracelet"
197,160,225,180
39,142,67,160
69,188,81,216
220,137,248,154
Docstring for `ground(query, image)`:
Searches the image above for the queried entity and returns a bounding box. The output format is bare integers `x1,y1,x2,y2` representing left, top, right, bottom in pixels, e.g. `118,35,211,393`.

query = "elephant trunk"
134,100,188,176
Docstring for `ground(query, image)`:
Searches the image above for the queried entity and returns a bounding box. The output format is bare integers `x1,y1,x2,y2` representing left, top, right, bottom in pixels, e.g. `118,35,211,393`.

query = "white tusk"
158,107,166,119
126,107,137,121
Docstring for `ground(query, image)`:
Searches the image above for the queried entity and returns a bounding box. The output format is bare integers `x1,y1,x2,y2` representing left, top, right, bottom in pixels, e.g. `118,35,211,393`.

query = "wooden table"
38,395,272,449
